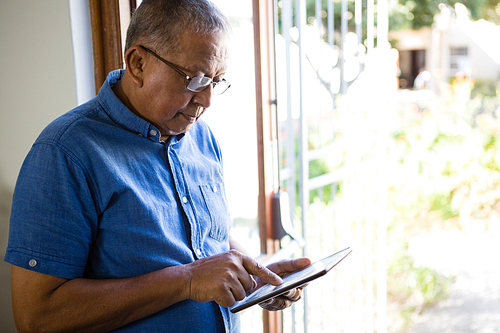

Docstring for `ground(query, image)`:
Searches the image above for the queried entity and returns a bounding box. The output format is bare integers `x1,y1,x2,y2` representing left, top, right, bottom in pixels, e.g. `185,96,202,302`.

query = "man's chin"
163,124,194,137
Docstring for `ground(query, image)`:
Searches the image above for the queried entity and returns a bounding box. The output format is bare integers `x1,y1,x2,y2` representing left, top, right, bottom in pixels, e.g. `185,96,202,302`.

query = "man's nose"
192,84,212,109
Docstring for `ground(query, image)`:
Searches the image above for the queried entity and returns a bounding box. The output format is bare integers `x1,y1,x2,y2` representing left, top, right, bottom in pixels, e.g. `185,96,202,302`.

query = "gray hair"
124,0,231,55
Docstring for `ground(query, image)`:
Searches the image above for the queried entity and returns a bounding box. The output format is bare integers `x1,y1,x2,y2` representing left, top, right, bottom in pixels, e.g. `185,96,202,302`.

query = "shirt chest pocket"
199,183,231,242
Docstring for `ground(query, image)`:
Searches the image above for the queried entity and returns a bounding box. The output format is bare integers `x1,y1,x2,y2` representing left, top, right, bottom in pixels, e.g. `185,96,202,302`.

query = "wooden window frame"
89,0,123,94
253,0,281,332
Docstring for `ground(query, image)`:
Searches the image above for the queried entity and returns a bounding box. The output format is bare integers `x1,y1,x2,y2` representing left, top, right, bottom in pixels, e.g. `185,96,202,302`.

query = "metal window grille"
272,0,393,331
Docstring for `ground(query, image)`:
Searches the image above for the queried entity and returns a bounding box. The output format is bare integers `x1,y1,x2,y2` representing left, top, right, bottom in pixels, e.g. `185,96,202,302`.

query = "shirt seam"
6,247,88,268
32,139,102,216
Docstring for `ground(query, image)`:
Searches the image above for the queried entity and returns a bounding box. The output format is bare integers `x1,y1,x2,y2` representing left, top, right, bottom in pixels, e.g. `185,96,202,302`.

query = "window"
450,47,470,77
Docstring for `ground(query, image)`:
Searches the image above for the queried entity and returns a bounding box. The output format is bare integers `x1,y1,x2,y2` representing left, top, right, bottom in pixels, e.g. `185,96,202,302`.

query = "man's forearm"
11,265,190,333
12,246,284,332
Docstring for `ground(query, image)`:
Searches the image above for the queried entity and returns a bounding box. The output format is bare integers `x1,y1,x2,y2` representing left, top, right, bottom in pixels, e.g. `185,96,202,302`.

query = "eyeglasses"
139,45,231,95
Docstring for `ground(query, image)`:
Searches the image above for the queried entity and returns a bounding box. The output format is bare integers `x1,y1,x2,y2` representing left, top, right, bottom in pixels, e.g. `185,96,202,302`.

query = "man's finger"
260,297,291,311
242,257,283,286
267,257,311,276
280,288,302,302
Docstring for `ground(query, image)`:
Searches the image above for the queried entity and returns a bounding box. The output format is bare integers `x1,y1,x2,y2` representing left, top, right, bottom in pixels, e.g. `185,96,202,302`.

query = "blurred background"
1,0,499,332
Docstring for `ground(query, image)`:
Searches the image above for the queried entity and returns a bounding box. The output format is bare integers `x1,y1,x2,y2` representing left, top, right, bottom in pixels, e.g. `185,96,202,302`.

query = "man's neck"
111,80,130,110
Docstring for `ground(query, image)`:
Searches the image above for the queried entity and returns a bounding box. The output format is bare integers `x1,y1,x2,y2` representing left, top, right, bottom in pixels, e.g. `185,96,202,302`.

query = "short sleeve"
4,142,98,279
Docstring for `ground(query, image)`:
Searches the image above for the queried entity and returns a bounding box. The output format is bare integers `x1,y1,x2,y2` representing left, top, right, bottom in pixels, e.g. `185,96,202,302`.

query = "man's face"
135,30,229,138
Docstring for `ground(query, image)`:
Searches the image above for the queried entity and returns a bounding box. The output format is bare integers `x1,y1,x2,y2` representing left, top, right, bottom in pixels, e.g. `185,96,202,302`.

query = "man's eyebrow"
191,57,228,77
192,66,226,79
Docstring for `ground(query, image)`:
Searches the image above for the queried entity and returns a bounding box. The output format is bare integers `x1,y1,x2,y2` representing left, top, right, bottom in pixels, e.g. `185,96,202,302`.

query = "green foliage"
388,242,451,302
471,79,499,98
390,0,439,30
429,192,459,220
390,0,500,30
430,133,464,150
277,0,500,33
309,158,335,202
390,75,500,226
385,72,500,329
388,245,453,329
482,0,500,24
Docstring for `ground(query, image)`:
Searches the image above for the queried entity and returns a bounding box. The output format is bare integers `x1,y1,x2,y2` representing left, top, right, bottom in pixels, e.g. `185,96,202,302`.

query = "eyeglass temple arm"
139,45,191,80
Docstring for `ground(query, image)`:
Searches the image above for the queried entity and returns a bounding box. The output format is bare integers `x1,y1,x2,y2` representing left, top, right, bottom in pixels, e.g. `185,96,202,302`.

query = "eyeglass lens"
187,77,230,95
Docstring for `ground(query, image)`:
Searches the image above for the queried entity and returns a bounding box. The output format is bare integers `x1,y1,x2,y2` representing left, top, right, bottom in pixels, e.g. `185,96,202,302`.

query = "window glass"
204,2,264,331
204,1,261,258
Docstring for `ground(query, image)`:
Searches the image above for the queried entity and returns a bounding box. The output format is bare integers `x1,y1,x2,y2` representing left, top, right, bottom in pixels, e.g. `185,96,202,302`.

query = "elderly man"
5,0,310,332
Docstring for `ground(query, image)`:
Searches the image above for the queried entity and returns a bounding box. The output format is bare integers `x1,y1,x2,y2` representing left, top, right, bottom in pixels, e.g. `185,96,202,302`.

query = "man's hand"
185,250,283,308
255,258,312,311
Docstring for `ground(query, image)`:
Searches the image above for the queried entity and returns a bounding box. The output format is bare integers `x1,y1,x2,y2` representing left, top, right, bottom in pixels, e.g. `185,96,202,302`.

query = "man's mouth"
180,107,205,123
180,112,198,122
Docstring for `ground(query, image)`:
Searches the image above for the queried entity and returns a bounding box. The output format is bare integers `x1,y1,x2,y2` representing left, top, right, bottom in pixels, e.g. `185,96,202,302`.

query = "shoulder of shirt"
35,98,103,145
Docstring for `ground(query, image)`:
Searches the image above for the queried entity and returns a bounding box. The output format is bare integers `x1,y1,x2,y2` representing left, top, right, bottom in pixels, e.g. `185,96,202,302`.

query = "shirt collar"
97,69,163,143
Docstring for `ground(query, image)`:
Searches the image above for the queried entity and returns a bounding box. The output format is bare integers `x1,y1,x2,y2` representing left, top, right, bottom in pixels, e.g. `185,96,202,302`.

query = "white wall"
448,22,500,81
0,2,76,332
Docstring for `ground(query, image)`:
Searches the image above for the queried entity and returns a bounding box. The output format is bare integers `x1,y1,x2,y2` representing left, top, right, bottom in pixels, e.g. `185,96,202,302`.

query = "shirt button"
29,259,38,267
212,186,218,193
196,249,202,256
182,196,188,203
150,129,158,136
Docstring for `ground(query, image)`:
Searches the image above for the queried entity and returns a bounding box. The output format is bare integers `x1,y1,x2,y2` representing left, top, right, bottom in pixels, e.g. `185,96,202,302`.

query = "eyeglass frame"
139,45,231,95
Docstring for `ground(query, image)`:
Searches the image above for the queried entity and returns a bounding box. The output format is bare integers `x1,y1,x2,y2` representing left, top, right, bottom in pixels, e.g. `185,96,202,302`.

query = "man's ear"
124,46,146,88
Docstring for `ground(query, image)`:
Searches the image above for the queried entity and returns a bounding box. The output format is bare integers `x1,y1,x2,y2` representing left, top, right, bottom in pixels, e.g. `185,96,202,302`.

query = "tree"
390,0,500,30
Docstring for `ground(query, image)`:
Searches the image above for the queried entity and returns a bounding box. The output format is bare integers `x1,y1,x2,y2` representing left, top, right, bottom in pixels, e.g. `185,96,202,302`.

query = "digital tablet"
230,247,352,313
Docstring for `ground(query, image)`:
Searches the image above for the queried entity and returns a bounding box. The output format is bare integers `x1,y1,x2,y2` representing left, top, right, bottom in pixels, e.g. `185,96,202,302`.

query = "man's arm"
11,250,282,333
11,264,189,333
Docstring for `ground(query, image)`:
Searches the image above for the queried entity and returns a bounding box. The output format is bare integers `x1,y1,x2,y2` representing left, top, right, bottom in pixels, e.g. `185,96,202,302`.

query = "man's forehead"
178,30,229,53
171,31,230,71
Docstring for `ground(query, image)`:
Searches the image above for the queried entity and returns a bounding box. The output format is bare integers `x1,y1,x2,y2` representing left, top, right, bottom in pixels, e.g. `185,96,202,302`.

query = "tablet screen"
230,247,351,313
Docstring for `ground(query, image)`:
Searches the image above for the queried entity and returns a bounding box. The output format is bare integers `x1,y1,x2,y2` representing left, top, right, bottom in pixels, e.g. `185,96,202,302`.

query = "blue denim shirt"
5,70,239,332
